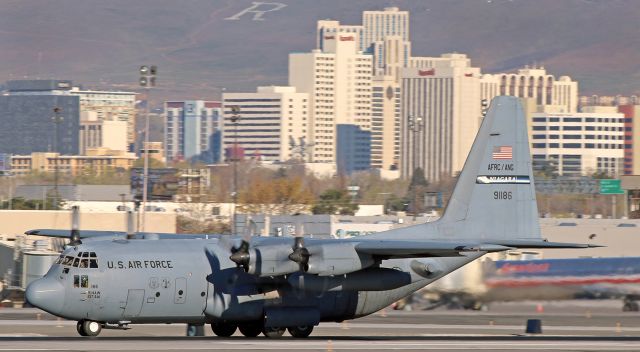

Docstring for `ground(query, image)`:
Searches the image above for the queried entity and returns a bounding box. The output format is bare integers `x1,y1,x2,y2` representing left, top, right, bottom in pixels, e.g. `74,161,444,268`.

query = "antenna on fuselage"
69,205,82,246
126,210,135,240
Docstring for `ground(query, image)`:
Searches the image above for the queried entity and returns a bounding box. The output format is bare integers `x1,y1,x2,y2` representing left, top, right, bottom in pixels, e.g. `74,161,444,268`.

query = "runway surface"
0,300,639,351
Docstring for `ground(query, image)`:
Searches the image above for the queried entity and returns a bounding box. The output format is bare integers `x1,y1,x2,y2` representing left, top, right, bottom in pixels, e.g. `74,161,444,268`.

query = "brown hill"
1,0,638,104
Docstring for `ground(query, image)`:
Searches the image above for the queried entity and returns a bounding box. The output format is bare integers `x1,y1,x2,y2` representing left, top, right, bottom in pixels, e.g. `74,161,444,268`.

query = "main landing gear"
210,320,314,338
77,320,102,336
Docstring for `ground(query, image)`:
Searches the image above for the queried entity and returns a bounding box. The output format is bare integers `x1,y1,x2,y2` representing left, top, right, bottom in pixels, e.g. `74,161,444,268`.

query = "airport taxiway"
0,300,638,351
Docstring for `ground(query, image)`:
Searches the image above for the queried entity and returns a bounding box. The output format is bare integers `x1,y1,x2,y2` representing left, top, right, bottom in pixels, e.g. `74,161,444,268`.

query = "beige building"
141,141,165,164
223,86,310,162
530,107,625,177
362,7,411,78
400,53,482,181
289,34,372,164
70,87,137,145
79,111,128,154
370,76,400,170
480,66,578,113
11,150,136,176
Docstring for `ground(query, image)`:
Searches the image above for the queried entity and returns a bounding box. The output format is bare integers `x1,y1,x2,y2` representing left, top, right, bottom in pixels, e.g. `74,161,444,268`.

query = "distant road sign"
599,179,624,195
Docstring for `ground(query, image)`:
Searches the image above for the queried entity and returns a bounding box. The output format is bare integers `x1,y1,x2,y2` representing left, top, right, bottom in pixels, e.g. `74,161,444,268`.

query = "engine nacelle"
246,245,299,277
305,242,374,276
287,268,412,292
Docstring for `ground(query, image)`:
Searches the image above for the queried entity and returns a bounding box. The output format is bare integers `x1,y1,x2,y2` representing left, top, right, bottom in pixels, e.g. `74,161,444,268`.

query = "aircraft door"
122,289,145,318
174,277,186,304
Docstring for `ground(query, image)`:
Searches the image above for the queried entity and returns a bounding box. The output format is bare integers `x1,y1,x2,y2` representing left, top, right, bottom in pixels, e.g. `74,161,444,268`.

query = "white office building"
70,87,137,146
479,66,579,113
530,108,625,177
164,101,222,163
222,86,310,162
290,34,372,164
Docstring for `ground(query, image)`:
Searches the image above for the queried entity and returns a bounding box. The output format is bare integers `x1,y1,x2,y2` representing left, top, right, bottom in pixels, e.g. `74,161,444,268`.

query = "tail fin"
439,96,540,240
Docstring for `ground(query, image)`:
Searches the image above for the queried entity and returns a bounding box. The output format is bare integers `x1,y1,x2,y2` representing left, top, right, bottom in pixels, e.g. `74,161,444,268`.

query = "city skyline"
1,0,639,104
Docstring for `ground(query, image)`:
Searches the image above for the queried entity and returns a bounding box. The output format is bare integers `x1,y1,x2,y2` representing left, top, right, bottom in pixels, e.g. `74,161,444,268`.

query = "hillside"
1,0,639,104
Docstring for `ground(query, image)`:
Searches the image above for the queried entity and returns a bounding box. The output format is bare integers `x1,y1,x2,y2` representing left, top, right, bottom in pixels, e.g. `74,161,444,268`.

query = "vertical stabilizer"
439,96,541,240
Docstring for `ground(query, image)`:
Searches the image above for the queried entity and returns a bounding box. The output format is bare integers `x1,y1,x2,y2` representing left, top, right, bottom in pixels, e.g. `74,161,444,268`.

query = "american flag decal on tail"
492,146,513,160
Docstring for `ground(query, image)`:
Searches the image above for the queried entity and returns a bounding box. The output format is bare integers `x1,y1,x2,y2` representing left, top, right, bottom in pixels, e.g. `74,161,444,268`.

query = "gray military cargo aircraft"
25,96,593,338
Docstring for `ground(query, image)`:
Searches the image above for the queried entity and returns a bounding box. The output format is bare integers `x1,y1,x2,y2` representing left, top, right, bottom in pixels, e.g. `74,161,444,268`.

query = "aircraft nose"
25,278,65,314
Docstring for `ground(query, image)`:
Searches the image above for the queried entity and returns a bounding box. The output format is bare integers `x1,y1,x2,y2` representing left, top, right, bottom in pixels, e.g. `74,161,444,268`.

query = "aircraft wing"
354,240,514,259
25,229,217,240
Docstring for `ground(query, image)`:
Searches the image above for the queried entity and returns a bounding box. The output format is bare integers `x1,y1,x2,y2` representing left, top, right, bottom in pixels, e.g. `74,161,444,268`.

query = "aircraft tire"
262,326,285,338
211,322,237,337
288,325,313,338
238,322,262,337
76,321,87,336
81,320,102,337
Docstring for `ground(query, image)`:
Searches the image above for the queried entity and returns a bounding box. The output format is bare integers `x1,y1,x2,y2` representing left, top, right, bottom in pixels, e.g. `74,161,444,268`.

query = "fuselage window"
80,275,88,288
73,258,80,267
73,275,80,288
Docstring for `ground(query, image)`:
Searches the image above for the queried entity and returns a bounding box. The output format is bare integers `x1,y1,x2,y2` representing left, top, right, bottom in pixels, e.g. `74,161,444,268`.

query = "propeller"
229,216,255,271
69,205,82,246
288,222,310,272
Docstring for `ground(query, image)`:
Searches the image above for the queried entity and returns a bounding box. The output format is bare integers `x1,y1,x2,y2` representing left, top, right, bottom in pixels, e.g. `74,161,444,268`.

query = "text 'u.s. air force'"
107,260,173,269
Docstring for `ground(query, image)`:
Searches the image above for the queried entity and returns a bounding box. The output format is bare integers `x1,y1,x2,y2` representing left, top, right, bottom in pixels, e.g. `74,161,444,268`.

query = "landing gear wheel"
239,322,262,337
262,326,285,338
76,321,87,336
623,302,639,312
288,325,314,338
211,321,237,337
79,320,102,337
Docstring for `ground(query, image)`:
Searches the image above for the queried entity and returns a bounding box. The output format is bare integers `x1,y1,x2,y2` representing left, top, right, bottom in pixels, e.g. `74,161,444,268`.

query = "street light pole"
230,105,241,235
408,115,424,220
139,65,157,232
52,107,63,209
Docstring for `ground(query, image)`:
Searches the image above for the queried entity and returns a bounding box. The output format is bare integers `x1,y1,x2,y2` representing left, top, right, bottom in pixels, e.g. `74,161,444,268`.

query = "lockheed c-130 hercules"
25,96,594,338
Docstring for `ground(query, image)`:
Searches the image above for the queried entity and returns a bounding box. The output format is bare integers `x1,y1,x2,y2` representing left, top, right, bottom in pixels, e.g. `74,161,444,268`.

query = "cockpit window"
62,256,74,266
89,252,97,257
89,259,98,268
73,257,80,267
55,255,63,265
81,252,89,258
79,259,89,268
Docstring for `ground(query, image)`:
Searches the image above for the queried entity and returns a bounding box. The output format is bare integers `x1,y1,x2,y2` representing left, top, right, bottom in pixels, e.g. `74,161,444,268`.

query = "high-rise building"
370,76,400,170
530,108,625,177
69,87,137,146
616,104,640,175
222,86,309,162
336,124,371,175
362,7,411,78
289,34,372,164
164,100,222,164
79,111,128,154
400,54,482,182
0,80,80,155
480,66,579,113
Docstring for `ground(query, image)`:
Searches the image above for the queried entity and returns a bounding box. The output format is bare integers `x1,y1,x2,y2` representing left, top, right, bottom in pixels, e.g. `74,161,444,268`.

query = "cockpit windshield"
55,251,98,269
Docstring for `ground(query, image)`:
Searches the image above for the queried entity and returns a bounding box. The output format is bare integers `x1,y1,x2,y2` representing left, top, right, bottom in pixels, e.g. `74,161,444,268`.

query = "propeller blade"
126,210,135,240
69,206,82,246
288,222,310,272
230,216,253,271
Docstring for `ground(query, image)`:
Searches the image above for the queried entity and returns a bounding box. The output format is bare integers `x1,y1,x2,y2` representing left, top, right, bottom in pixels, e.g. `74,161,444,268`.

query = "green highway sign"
599,179,624,195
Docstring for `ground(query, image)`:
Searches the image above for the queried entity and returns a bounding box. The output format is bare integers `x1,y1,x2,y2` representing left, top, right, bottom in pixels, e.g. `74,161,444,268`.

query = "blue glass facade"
336,124,371,175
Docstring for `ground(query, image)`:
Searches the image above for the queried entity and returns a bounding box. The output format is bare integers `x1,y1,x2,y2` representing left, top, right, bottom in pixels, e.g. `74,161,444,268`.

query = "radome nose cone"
26,278,65,314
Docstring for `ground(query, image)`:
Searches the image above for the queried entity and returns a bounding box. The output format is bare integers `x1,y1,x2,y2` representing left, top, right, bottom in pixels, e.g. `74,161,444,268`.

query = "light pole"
139,65,157,232
229,105,241,235
408,115,424,220
52,106,63,209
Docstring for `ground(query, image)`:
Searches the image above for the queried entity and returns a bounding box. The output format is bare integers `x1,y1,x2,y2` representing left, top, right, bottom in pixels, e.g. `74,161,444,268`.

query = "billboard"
130,168,179,201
